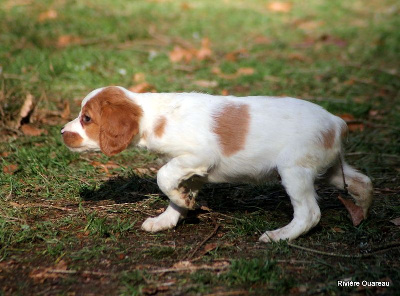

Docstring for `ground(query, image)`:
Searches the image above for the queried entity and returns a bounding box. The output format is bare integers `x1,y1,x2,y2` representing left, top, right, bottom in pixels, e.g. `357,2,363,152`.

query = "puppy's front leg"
141,156,207,232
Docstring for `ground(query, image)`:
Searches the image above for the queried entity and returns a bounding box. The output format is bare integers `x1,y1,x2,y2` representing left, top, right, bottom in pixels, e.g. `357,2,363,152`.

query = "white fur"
63,87,372,242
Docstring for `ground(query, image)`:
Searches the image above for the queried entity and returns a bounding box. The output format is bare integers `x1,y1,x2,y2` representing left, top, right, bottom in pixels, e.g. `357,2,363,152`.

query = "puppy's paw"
141,215,177,232
259,231,281,243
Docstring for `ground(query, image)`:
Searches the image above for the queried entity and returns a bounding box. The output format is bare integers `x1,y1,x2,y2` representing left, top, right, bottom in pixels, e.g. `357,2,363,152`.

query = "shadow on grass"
79,173,300,215
80,174,160,204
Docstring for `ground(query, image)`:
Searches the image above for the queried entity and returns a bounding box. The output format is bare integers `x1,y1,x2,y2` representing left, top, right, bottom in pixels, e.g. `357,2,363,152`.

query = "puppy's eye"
82,115,91,123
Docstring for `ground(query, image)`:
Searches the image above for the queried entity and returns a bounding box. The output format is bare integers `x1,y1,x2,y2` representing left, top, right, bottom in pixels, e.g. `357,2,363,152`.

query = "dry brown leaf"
134,167,154,176
296,20,325,31
288,53,310,62
181,2,191,10
390,217,400,226
221,89,229,96
338,113,354,121
20,124,47,136
1,152,10,157
254,35,271,45
337,113,365,132
212,67,255,79
61,101,70,119
338,195,364,226
90,161,121,174
332,227,345,233
224,48,248,62
133,73,146,83
267,2,292,13
169,46,194,63
57,35,82,48
196,38,212,61
128,82,156,93
237,67,255,75
203,243,218,253
3,164,18,175
38,9,58,22
193,80,218,88
19,93,34,120
14,93,34,128
169,38,212,63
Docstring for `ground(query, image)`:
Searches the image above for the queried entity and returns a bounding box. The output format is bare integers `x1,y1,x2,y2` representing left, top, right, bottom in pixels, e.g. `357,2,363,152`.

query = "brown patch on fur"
212,103,250,156
340,123,348,139
81,86,143,156
154,116,167,138
62,131,83,148
321,127,336,149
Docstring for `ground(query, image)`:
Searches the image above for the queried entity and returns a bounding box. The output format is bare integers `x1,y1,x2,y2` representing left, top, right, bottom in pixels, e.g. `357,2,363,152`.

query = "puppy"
62,86,373,242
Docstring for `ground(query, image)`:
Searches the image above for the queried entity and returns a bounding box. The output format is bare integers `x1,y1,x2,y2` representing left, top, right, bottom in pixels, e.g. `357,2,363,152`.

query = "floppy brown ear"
99,100,142,156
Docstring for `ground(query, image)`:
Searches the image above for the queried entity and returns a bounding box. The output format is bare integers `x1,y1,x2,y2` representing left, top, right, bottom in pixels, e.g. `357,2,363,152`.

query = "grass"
1,0,399,295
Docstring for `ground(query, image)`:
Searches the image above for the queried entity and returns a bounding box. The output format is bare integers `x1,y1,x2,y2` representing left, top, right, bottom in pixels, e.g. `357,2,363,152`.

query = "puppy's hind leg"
326,160,373,217
259,167,321,243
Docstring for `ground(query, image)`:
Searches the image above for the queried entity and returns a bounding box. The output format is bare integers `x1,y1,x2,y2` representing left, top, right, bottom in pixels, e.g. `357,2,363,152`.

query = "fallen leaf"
196,38,213,61
20,124,47,136
337,113,365,132
296,20,325,31
203,243,218,253
169,38,212,63
254,35,271,45
193,80,218,88
267,2,292,13
57,35,82,48
221,89,229,96
332,227,345,233
338,113,355,121
224,49,248,62
1,152,10,157
212,67,255,79
61,101,70,119
338,195,364,226
390,217,400,226
128,82,156,93
134,167,154,176
288,53,310,62
3,164,18,175
19,93,34,120
38,9,58,22
13,93,35,128
169,46,195,63
133,73,146,83
90,161,121,174
181,2,191,10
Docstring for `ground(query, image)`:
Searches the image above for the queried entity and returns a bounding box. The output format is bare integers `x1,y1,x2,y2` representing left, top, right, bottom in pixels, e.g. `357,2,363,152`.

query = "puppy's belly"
206,165,279,184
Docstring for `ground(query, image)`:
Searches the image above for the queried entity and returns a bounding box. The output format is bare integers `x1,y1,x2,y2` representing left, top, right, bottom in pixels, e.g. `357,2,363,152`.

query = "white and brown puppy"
62,86,373,242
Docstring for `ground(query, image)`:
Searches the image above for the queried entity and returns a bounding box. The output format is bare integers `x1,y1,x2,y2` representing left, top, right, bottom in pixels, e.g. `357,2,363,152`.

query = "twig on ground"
204,290,249,296
185,223,220,260
288,242,400,258
148,261,230,274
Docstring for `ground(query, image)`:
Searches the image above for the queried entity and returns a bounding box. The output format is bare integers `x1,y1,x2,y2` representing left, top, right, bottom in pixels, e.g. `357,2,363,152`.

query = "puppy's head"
61,86,142,156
